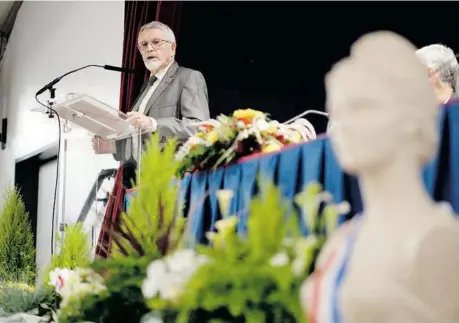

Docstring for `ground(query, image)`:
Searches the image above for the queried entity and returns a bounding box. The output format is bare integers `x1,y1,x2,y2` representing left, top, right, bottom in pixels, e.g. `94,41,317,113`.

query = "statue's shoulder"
406,210,459,321
315,216,363,268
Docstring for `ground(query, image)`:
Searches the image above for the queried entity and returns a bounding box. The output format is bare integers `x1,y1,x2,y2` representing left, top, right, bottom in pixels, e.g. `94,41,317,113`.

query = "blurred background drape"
95,1,183,258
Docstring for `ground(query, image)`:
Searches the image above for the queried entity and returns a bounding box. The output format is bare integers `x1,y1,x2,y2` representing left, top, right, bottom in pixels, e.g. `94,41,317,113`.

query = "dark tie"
149,75,158,86
130,76,158,113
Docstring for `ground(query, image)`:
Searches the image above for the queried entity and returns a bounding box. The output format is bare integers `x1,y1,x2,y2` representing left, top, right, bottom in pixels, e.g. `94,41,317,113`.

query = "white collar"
152,60,174,80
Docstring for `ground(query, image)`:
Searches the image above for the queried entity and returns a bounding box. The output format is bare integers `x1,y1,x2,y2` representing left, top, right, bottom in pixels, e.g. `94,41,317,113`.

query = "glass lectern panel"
60,124,151,254
54,94,151,256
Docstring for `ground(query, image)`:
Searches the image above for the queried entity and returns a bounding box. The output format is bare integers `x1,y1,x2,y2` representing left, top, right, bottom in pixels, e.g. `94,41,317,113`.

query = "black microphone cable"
34,95,61,255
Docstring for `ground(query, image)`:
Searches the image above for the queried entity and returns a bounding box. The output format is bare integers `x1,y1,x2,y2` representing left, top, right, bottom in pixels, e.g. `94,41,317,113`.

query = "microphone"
103,65,135,73
35,64,134,96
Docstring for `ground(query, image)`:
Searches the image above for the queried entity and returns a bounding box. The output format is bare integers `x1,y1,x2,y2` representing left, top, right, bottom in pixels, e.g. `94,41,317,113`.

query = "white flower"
238,129,249,139
216,189,234,218
142,250,209,302
317,191,333,203
269,252,289,267
335,201,351,214
166,249,198,273
142,260,168,299
254,118,269,131
48,268,80,295
292,257,306,277
236,121,247,129
147,260,168,279
291,236,319,277
48,267,106,308
141,313,164,323
175,135,210,161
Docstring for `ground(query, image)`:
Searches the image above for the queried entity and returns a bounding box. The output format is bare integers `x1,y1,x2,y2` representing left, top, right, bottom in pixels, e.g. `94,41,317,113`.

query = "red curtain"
95,1,184,258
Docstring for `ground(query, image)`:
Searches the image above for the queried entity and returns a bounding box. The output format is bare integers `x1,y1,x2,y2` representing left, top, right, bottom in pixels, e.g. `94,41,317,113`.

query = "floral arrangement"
26,134,349,323
176,109,316,176
47,134,185,323
49,268,106,308
47,182,347,323
140,182,348,323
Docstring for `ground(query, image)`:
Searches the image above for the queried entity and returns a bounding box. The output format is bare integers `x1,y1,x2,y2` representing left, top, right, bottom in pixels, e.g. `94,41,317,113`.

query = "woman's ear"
427,67,436,78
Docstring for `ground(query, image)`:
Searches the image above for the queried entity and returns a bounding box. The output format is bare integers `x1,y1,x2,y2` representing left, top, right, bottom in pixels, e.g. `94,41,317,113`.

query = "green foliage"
149,181,346,323
111,133,185,258
0,282,53,315
59,134,186,323
0,186,36,285
169,182,304,323
45,222,92,285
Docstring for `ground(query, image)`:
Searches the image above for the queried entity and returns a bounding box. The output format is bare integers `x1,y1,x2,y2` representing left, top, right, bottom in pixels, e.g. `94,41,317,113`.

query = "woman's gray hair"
416,44,459,89
140,21,176,43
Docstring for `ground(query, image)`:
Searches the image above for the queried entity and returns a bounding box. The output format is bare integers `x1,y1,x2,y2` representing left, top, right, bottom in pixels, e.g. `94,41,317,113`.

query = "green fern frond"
110,133,185,258
247,180,292,262
44,222,92,284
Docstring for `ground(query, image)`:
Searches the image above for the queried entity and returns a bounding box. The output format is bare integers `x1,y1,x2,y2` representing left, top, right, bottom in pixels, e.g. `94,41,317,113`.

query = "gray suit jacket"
115,62,210,161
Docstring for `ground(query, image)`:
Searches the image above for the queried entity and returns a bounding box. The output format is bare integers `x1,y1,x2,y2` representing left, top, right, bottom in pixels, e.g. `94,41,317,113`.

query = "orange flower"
201,124,214,131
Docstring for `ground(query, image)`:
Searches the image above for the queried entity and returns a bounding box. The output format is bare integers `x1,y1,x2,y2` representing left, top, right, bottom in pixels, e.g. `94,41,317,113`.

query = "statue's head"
325,31,439,175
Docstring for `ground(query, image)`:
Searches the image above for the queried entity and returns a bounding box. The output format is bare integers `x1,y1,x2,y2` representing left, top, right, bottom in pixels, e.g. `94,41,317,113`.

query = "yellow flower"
195,132,206,138
215,216,238,236
5,281,35,293
205,232,217,242
206,216,238,249
267,124,279,135
262,141,282,153
233,109,265,121
204,130,219,144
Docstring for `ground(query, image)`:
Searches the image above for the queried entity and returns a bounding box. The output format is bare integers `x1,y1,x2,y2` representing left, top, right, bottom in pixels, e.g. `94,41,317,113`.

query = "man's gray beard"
144,59,162,73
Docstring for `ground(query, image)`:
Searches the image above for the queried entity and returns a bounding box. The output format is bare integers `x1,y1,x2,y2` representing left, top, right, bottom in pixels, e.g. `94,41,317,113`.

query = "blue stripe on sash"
332,219,362,323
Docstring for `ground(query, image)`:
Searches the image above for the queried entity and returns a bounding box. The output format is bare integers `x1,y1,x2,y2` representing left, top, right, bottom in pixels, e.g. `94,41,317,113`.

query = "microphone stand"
34,63,134,255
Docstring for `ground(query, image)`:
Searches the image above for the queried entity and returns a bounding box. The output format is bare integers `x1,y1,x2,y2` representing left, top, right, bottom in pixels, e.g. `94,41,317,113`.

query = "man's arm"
155,71,210,142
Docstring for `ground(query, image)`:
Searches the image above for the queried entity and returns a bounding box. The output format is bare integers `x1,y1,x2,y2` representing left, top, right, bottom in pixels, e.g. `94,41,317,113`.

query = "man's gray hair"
140,21,176,43
416,44,459,89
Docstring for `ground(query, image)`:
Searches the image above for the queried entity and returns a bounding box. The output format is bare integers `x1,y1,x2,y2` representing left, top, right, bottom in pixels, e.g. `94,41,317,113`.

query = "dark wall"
14,155,57,248
176,1,459,134
15,156,40,247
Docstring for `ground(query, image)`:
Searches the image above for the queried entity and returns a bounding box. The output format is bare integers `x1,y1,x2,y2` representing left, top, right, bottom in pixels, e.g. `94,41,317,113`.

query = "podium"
53,94,150,255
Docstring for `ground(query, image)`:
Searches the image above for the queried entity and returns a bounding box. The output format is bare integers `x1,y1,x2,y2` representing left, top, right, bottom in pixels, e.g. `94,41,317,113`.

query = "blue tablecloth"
126,101,459,242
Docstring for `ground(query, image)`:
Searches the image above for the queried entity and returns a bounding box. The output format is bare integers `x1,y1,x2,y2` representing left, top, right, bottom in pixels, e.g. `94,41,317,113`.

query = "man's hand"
126,111,157,132
92,136,115,154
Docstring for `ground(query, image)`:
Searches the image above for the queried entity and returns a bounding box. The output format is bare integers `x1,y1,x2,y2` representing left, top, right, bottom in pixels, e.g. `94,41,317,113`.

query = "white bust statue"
300,31,459,323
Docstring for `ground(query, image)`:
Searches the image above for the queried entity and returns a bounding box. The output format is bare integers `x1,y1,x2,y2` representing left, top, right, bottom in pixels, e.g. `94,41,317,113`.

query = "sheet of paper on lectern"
53,94,134,140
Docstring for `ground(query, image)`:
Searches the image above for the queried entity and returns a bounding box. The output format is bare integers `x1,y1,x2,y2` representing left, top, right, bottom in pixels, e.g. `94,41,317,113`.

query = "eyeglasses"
137,39,171,51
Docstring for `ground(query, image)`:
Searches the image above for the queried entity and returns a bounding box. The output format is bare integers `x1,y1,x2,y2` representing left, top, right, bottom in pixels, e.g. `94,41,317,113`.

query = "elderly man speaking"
93,21,210,187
